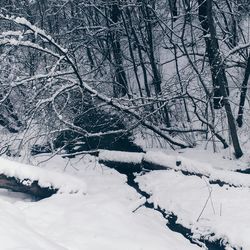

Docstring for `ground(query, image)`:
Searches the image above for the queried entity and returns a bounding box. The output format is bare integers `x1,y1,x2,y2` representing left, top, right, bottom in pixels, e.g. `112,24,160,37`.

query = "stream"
126,172,234,250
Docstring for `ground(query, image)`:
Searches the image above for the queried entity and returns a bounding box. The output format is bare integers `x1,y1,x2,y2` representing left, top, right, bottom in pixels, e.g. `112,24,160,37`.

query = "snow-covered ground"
137,170,250,249
0,155,200,250
135,149,250,249
1,149,250,249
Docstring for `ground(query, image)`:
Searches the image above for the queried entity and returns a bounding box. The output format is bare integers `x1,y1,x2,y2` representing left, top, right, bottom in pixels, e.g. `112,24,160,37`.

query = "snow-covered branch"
0,14,192,148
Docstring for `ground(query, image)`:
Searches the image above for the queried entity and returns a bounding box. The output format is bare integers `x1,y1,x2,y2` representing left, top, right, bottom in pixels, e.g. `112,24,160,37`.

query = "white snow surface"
99,150,144,164
0,157,87,194
145,151,250,188
136,170,250,249
2,149,250,249
0,155,200,250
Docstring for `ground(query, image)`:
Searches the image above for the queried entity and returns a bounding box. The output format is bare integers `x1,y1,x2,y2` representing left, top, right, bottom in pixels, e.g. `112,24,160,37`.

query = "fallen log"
141,159,171,171
0,174,57,199
0,157,87,199
99,151,143,174
98,150,250,188
98,150,174,174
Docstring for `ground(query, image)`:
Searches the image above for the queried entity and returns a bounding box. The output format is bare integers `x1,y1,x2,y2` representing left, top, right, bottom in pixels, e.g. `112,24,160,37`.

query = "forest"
0,0,249,249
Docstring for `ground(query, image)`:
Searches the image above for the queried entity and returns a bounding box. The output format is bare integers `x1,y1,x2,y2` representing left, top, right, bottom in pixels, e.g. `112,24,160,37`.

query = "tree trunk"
198,0,229,109
198,0,243,158
0,93,22,133
141,2,171,126
169,0,178,19
109,3,129,98
236,56,250,127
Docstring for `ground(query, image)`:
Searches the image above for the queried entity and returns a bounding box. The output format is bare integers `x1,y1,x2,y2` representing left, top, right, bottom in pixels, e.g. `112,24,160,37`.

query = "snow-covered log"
0,174,57,198
142,152,176,171
99,150,250,188
99,150,175,172
0,158,87,198
99,150,144,173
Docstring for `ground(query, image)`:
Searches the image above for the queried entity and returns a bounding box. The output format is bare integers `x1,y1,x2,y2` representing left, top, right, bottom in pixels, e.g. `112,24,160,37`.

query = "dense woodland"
0,0,249,158
1,2,250,249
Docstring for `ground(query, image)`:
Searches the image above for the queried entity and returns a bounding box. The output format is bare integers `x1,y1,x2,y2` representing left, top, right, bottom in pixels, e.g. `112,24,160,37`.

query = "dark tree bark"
121,10,144,100
236,56,250,127
225,0,238,47
128,9,151,98
0,94,22,133
198,0,243,158
108,3,129,98
140,1,171,126
198,0,229,109
169,0,178,19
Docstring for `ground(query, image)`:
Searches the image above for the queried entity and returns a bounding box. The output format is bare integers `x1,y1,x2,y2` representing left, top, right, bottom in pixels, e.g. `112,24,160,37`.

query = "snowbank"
136,170,250,249
145,151,250,188
0,155,200,250
0,157,87,194
0,199,66,249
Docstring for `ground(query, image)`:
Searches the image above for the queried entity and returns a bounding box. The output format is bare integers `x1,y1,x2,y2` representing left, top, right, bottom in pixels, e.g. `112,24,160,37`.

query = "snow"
0,7,249,250
1,150,250,249
176,155,250,188
0,157,87,194
143,151,177,169
0,15,67,53
224,42,250,60
144,151,250,188
0,37,62,58
21,193,199,250
0,155,200,250
99,150,144,164
0,189,34,203
136,170,250,249
0,199,66,249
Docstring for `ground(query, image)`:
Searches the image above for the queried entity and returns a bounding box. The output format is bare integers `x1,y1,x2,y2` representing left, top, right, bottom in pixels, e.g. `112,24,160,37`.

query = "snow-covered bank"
97,149,250,248
98,150,250,188
147,151,250,188
0,155,200,250
0,157,87,194
1,149,250,249
0,198,66,250
136,170,250,249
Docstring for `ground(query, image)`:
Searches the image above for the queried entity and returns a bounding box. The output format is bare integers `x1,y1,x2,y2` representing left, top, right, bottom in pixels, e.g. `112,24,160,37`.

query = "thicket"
0,0,249,158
